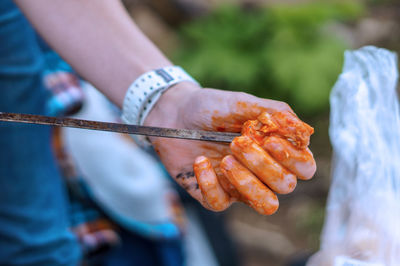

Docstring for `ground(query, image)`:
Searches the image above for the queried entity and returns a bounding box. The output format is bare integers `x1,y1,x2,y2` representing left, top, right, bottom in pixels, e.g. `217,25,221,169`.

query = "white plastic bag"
308,46,400,266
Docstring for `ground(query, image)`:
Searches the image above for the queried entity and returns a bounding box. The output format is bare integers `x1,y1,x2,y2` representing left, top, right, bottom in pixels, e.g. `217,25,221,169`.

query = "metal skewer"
0,112,239,143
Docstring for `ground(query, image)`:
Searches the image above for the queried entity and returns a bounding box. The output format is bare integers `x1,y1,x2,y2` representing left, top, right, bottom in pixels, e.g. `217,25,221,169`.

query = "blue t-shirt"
0,1,81,265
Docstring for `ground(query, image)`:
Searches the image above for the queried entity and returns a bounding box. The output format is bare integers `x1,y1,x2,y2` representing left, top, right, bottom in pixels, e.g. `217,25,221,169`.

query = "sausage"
262,136,316,180
194,156,230,211
230,136,297,194
220,155,279,215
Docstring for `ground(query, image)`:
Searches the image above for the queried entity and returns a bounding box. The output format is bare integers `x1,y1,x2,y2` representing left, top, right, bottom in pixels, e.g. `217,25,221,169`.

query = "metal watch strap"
122,66,199,148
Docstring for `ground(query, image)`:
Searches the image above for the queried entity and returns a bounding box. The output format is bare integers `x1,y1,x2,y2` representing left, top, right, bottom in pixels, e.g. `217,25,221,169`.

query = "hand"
145,83,316,215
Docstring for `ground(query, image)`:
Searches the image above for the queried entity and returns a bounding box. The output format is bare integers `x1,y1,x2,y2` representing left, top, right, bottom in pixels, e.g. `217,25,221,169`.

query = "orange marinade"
242,111,314,149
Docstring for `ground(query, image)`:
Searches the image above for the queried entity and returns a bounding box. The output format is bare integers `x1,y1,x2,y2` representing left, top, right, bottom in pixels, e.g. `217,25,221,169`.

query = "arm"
15,0,180,106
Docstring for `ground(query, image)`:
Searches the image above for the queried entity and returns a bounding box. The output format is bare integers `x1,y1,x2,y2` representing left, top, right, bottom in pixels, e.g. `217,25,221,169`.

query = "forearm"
15,0,172,107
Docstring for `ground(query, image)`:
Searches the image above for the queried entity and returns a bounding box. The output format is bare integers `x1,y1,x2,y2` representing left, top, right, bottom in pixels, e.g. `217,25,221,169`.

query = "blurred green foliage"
173,2,364,116
367,0,398,5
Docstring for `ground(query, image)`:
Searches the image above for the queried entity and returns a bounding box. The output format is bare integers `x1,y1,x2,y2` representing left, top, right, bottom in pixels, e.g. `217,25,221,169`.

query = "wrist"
121,66,200,147
144,81,201,129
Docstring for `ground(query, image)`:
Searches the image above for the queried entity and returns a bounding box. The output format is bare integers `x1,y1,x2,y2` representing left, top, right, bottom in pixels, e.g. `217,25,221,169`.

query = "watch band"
122,66,199,147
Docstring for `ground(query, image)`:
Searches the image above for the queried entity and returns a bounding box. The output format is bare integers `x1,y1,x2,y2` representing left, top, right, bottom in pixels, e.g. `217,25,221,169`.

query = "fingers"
230,136,297,194
220,155,278,215
262,136,316,180
194,156,231,211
